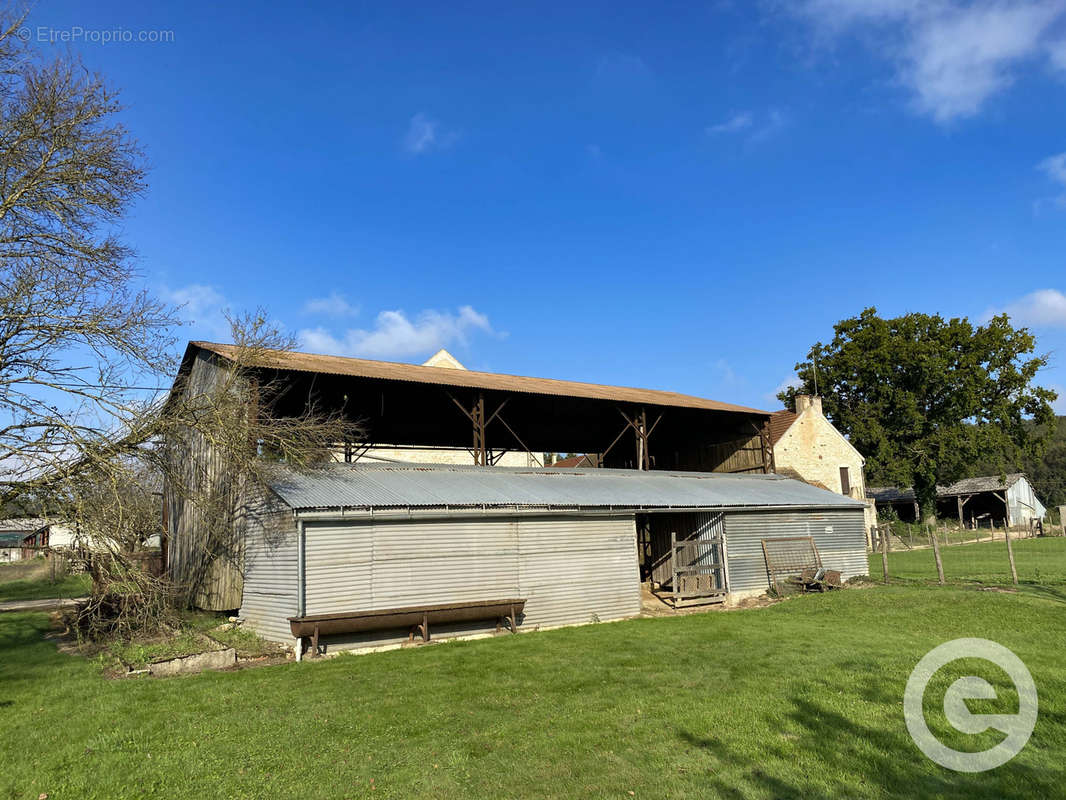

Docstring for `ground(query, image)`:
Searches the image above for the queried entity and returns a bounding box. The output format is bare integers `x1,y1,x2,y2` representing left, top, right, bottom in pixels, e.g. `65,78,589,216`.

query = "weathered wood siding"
165,350,246,610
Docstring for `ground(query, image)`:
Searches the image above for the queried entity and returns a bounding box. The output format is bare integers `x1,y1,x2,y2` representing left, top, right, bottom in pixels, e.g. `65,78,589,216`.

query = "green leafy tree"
778,308,1057,520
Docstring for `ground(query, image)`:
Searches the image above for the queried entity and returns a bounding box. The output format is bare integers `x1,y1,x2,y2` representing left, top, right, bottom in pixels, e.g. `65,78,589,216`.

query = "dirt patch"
44,607,293,677
639,583,778,617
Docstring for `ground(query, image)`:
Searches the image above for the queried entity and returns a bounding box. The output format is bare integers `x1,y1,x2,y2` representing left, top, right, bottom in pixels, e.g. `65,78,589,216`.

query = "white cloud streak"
708,111,754,134
303,292,359,317
790,0,1066,123
987,288,1066,327
766,375,803,405
1037,150,1066,208
297,306,493,360
161,283,230,339
403,112,457,155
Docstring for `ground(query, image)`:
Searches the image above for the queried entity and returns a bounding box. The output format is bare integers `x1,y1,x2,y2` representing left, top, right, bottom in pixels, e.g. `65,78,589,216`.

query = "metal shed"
868,473,1047,528
241,463,868,655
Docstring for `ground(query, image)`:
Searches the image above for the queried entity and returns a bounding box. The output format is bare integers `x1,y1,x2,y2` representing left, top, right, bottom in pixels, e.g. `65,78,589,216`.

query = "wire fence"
869,522,1066,593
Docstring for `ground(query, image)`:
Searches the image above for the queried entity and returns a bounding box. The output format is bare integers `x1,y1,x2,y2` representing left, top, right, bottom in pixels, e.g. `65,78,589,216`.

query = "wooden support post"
759,419,776,474
930,527,945,586
670,531,677,599
957,495,964,528
913,500,920,523
633,408,651,470
880,530,889,584
1005,527,1018,586
472,392,487,466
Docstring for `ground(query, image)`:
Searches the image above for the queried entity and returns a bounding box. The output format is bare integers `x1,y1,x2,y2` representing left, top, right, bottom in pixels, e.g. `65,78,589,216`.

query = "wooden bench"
288,599,526,657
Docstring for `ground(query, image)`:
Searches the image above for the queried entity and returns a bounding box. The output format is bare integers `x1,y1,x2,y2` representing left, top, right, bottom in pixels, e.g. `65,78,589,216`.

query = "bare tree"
0,8,175,505
0,11,362,638
62,312,362,639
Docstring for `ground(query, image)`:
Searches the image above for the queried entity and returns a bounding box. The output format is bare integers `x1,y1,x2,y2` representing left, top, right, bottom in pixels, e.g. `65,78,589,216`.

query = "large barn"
163,342,870,656
239,463,867,655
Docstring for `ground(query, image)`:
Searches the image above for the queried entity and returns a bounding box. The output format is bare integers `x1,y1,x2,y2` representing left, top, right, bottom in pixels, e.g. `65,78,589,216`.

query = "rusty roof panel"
767,410,798,446
190,341,769,415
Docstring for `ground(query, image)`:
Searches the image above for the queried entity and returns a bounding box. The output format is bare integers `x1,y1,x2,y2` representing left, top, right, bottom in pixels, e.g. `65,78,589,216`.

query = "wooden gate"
646,512,727,607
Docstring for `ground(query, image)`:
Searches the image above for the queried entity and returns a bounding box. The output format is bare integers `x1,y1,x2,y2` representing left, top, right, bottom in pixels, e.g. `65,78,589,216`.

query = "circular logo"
904,638,1037,772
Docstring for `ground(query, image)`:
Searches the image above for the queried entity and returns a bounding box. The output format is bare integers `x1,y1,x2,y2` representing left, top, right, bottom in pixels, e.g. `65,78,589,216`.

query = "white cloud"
712,358,742,386
708,111,754,134
1040,151,1066,184
989,288,1066,327
1035,151,1066,209
708,109,787,143
790,0,1066,123
767,374,803,405
403,112,457,155
1049,37,1066,69
749,109,788,142
303,292,358,317
297,306,493,360
161,283,230,339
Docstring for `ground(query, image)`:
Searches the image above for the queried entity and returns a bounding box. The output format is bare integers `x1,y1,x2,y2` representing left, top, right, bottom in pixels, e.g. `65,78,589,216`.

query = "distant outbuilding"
868,473,1046,528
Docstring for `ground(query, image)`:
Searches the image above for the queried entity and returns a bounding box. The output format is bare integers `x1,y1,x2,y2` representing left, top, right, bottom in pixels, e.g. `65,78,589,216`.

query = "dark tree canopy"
778,307,1058,517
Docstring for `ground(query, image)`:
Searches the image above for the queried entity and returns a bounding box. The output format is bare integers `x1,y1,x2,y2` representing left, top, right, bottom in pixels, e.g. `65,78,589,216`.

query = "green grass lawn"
1,585,1064,799
0,567,90,602
869,535,1066,594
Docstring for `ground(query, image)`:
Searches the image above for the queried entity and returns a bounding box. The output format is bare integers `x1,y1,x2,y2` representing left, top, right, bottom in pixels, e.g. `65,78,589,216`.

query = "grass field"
868,535,1066,594
1,585,1064,799
0,559,90,602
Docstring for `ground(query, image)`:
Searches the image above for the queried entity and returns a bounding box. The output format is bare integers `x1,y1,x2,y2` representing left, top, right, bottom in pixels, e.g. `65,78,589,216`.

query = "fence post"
881,530,889,584
1004,527,1018,586
929,526,945,585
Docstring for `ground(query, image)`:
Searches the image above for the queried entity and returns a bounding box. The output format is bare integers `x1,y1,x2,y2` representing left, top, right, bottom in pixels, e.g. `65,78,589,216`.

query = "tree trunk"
913,473,939,526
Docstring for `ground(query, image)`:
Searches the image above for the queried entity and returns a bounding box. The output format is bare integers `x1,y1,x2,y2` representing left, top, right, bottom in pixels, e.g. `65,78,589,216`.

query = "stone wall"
774,397,876,537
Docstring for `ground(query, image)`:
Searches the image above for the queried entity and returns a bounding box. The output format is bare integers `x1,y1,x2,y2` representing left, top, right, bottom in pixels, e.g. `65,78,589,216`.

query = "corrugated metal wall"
239,504,298,643
723,508,868,593
301,514,641,651
1008,478,1046,524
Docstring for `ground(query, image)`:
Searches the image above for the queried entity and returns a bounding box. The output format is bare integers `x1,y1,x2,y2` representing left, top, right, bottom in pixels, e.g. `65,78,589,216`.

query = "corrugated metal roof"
266,463,865,512
190,341,768,415
869,474,1027,504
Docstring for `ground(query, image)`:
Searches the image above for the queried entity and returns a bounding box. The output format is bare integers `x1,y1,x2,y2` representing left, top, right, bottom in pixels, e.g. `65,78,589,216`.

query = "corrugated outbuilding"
237,463,868,655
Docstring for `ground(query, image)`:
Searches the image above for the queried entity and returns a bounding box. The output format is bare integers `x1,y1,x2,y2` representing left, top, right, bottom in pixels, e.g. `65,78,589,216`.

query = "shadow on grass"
677,676,1062,800
0,612,86,688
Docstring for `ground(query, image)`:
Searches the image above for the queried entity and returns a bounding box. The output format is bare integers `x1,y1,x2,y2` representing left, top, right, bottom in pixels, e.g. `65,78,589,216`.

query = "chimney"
795,395,822,415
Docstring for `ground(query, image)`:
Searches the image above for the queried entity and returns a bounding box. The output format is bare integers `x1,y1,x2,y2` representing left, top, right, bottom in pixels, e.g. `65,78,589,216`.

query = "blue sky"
30,0,1066,412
